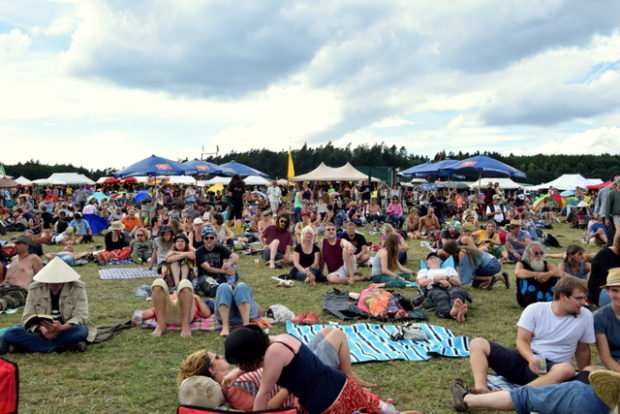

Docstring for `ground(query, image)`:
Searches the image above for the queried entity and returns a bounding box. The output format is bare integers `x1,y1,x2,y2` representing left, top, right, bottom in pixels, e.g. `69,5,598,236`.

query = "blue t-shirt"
594,305,620,361
590,222,606,233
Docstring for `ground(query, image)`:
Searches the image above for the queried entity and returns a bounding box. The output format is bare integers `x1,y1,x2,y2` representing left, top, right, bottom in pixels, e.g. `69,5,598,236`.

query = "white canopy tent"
15,176,33,186
32,177,65,185
166,175,197,185
46,172,95,185
468,178,523,190
531,174,603,191
244,175,272,186
291,162,380,182
200,176,231,186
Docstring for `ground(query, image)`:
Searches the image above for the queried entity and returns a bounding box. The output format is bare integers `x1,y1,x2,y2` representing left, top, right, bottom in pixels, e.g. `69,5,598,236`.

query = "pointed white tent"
15,176,33,186
531,174,602,191
291,162,380,182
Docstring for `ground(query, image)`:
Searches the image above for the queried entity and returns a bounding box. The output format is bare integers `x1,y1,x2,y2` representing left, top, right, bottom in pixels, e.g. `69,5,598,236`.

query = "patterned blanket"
99,267,159,280
286,321,469,363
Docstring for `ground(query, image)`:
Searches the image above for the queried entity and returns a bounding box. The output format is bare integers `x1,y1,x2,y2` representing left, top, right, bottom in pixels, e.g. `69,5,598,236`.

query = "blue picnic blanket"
286,322,469,363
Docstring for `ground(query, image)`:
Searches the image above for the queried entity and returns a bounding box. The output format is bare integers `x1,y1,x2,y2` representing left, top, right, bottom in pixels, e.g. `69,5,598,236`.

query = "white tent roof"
531,174,601,191
166,175,197,185
244,175,271,186
292,162,380,182
47,172,95,185
33,177,65,185
15,176,33,185
201,176,231,186
468,178,523,190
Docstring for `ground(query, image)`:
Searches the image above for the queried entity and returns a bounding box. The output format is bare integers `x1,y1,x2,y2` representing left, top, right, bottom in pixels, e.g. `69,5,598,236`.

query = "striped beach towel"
286,321,469,363
99,267,159,280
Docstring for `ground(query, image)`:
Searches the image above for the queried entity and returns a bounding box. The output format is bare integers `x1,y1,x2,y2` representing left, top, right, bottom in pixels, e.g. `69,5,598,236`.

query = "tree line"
3,144,619,184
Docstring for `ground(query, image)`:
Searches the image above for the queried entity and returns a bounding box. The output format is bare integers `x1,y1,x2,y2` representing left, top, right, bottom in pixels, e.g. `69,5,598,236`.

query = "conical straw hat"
33,256,81,283
590,370,620,408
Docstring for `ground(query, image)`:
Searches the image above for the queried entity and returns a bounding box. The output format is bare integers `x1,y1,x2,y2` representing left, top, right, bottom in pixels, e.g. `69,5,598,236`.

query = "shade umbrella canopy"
218,161,268,177
398,162,434,177
443,155,526,179
207,183,225,193
588,180,611,190
409,159,460,178
0,177,18,188
87,192,109,202
183,159,223,175
114,155,196,178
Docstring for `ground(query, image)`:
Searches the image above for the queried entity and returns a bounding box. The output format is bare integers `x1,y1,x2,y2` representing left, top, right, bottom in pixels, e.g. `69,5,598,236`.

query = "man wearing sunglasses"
458,276,594,398
195,227,239,297
260,214,293,269
515,241,563,308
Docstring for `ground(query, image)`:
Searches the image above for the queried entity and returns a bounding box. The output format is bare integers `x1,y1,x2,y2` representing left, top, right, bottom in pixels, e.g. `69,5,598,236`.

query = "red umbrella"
122,176,137,183
587,181,611,190
103,177,120,184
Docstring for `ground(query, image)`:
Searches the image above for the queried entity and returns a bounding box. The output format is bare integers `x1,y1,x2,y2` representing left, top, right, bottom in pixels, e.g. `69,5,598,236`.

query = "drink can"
536,356,547,375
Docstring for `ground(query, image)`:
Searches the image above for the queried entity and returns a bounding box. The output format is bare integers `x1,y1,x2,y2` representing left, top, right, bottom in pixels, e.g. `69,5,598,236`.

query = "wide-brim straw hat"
108,221,124,232
34,257,81,283
509,219,522,227
178,376,226,408
601,268,620,289
590,370,620,408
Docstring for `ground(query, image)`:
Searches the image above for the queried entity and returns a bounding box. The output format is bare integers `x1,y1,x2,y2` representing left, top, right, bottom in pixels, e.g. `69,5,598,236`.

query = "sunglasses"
205,236,216,240
533,251,544,256
325,228,336,232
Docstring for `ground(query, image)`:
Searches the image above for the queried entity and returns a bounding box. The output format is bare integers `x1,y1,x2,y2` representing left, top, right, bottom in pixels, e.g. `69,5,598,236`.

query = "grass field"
1,222,599,414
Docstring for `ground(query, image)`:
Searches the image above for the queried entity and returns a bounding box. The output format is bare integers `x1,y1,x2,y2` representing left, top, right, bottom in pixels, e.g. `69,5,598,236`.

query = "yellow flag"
287,146,295,179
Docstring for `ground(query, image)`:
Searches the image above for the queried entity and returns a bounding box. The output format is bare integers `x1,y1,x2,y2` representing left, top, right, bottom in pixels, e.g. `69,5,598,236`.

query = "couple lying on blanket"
178,326,421,414
135,278,262,337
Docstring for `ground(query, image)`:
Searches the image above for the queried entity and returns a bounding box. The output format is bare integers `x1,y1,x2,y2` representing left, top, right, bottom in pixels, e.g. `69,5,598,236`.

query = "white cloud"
0,29,31,55
45,15,77,36
529,127,620,155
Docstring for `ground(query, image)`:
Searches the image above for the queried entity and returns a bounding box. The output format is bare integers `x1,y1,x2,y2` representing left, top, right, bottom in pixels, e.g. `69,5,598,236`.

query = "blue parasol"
442,155,526,179
183,159,223,175
218,161,268,177
114,155,196,178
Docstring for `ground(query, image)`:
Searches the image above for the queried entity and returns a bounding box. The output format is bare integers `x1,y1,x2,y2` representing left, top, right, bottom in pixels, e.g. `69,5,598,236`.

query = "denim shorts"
510,381,608,414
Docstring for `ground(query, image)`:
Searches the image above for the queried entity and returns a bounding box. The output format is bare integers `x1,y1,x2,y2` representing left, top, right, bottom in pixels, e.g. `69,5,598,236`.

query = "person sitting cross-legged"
1,257,94,354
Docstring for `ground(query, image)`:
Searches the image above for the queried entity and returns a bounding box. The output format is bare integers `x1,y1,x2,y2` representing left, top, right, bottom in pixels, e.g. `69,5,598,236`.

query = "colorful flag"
287,146,295,179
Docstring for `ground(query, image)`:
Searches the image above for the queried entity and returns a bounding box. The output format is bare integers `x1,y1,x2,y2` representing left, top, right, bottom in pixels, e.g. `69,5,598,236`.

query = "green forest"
3,143,619,184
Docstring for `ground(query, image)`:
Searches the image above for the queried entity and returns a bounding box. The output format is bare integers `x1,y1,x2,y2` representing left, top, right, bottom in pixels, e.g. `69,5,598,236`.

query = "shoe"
74,341,87,352
450,378,470,412
485,276,498,290
291,313,307,324
501,272,510,289
303,312,320,325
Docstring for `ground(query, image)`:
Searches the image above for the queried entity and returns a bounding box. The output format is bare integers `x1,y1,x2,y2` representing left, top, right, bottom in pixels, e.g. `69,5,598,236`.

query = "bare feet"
468,386,492,394
151,326,165,337
180,327,192,337
450,299,464,322
269,260,276,269
220,327,230,337
456,304,468,323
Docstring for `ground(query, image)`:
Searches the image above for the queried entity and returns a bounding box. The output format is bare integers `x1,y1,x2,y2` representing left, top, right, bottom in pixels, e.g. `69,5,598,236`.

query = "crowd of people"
1,174,620,413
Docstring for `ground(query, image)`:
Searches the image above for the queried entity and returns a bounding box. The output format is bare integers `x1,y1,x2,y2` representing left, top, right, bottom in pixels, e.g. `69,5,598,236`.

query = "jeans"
292,267,320,281
390,215,405,229
215,283,258,325
2,325,88,353
459,254,500,285
510,381,608,414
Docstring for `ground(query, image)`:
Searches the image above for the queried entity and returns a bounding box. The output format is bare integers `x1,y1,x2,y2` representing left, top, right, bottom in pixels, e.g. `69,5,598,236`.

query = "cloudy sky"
2,0,619,171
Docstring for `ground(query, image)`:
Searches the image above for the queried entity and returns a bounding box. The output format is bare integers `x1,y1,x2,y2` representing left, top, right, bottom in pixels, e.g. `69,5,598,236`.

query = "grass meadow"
2,221,598,414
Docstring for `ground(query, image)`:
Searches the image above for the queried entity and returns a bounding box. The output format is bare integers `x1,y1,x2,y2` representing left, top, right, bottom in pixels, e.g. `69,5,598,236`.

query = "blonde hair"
301,225,315,238
177,350,211,386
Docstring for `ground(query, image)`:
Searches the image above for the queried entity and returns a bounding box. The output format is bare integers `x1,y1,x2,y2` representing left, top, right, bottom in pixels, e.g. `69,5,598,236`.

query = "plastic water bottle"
380,398,399,414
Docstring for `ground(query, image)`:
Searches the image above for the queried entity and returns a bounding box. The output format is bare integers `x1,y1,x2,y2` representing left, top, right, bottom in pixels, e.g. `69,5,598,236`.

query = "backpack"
543,233,561,248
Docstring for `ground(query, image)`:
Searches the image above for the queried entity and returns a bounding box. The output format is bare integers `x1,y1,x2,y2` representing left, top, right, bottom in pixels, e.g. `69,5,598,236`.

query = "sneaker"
303,312,320,325
291,313,307,324
501,272,510,289
420,241,433,251
450,378,469,412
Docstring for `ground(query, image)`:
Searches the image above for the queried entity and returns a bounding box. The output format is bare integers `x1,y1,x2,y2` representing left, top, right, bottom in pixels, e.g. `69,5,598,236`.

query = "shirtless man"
0,235,43,311
419,207,440,240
